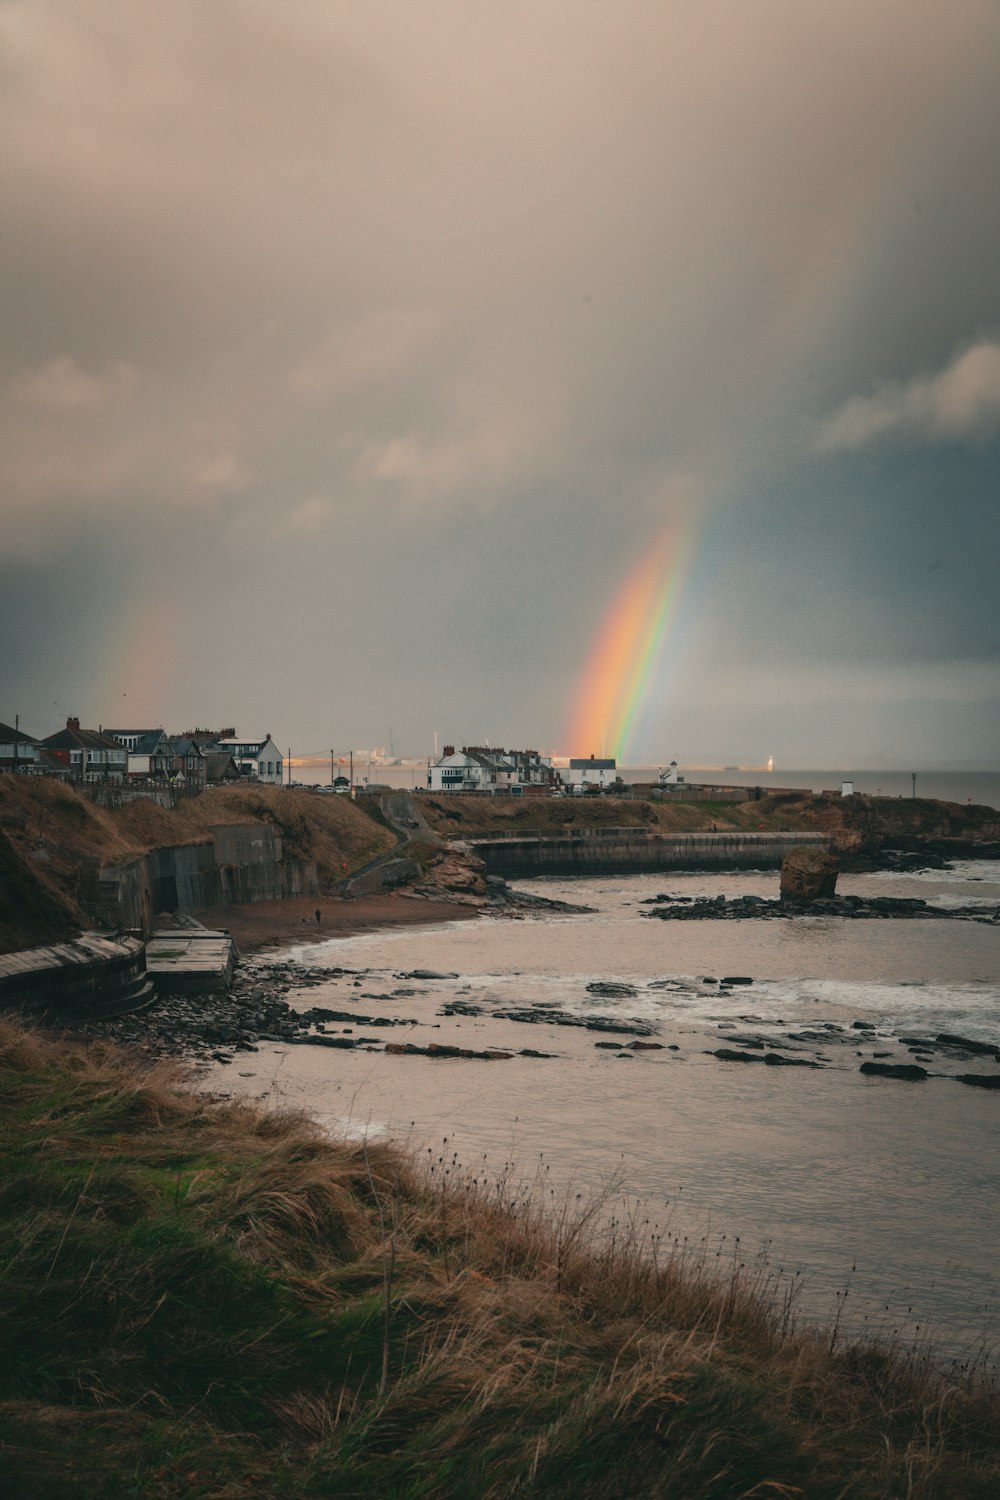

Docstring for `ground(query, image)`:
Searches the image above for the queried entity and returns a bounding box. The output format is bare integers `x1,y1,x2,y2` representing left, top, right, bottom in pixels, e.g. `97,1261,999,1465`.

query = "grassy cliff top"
0,1019,997,1498
417,790,1000,847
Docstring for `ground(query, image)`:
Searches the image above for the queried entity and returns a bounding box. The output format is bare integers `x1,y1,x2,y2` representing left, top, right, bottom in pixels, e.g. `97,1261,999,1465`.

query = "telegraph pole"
330,749,335,786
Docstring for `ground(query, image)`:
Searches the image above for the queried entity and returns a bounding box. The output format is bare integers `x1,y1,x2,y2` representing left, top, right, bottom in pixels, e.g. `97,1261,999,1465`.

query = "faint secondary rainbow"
564,523,692,763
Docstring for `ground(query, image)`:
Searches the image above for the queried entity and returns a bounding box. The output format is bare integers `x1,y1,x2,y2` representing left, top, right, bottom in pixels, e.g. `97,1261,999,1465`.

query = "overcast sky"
3,0,999,768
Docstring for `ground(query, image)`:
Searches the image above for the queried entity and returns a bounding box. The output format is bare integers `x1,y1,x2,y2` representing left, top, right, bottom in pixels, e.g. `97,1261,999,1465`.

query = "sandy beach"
190,892,481,953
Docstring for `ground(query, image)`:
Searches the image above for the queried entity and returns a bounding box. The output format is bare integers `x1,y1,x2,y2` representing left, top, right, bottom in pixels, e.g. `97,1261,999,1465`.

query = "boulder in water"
780,848,839,904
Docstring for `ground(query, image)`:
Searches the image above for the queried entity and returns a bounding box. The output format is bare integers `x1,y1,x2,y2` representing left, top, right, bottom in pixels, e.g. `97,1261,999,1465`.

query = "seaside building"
427,746,557,794
0,721,42,774
210,735,284,785
105,728,173,781
561,756,620,791
41,718,128,782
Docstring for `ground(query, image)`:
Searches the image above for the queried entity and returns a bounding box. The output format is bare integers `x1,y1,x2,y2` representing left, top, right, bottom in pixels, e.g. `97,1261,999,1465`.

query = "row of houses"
426,747,635,794
0,719,285,787
425,748,692,795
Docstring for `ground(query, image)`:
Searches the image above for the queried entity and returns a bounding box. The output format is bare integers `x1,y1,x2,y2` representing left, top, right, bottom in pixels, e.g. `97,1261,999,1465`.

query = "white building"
659,760,685,788
427,748,501,792
214,735,284,785
105,729,173,780
561,756,619,790
427,745,557,794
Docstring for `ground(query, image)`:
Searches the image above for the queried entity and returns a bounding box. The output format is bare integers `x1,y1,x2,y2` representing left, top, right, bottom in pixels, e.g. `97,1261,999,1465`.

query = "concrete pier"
144,930,237,995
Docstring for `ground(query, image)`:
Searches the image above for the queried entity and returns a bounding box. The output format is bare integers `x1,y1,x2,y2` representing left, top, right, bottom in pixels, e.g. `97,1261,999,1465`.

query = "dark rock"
399,969,459,980
594,1041,622,1049
859,1062,928,1081
955,1073,1000,1089
709,1048,765,1063
626,1040,666,1050
383,1041,513,1061
763,1052,822,1068
586,981,638,999
780,848,839,903
290,1035,356,1049
935,1033,1000,1057
721,976,754,986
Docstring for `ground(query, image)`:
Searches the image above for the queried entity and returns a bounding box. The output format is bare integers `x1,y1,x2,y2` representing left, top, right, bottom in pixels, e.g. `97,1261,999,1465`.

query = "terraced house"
40,718,128,782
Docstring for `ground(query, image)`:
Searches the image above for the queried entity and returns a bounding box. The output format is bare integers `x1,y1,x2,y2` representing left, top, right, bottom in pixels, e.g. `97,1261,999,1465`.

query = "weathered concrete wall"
85,787,201,810
212,825,284,903
463,830,832,878
97,856,153,933
99,823,319,927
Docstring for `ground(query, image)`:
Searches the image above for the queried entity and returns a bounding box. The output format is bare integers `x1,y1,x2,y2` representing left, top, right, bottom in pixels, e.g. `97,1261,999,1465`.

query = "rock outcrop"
779,847,839,903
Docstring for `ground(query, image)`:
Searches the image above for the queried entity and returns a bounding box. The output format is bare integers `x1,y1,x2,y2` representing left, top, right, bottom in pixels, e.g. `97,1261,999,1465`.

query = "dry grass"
416,789,1000,849
1,1016,998,1498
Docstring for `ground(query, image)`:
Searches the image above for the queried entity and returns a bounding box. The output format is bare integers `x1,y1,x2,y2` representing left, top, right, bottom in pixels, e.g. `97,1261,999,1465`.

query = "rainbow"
564,523,691,763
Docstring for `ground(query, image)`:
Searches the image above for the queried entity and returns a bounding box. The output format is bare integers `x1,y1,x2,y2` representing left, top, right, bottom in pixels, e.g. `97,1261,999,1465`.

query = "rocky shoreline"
68,946,1000,1095
642,891,1000,923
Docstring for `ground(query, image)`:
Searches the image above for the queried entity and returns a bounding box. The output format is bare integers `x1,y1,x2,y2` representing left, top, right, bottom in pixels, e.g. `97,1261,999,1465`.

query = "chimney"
67,716,80,731
443,745,455,758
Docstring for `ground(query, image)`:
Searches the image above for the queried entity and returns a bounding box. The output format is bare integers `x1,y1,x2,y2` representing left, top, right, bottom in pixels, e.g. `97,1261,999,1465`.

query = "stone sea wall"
462,829,832,878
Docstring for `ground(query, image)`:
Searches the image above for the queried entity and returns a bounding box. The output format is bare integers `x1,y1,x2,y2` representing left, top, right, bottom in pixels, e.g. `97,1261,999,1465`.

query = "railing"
78,900,126,940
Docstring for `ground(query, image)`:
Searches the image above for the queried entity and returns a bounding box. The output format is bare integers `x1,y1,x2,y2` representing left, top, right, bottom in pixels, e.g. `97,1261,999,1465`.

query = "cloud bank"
2,1,999,765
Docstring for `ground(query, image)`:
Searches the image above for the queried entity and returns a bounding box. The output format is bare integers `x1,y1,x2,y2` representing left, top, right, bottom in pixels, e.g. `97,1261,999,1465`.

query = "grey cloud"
816,341,1000,451
3,1,1000,762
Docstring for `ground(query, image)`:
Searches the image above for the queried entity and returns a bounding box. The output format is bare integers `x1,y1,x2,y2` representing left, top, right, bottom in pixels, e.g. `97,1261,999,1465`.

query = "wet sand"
191,892,480,953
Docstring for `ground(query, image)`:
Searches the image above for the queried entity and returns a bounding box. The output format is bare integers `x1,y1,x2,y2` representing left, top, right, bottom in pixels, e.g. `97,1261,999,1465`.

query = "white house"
561,756,619,790
427,747,501,793
105,729,173,780
427,745,557,794
213,735,284,785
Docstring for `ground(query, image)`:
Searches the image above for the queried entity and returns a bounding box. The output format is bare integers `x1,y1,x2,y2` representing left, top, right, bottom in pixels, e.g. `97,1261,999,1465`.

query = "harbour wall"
462,829,832,878
97,825,318,932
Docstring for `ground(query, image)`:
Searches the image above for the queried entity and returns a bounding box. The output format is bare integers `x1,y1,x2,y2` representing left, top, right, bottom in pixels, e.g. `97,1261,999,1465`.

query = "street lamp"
911,772,917,800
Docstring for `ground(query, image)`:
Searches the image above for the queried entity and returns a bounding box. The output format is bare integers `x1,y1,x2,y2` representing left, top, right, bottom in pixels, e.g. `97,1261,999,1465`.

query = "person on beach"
315,909,321,924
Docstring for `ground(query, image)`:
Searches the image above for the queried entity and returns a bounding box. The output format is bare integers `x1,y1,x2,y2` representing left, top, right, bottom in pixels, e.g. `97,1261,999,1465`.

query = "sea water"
211,863,1000,1361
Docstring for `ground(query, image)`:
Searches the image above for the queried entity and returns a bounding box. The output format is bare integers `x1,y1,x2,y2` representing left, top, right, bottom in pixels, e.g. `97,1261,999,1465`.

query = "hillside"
0,780,395,954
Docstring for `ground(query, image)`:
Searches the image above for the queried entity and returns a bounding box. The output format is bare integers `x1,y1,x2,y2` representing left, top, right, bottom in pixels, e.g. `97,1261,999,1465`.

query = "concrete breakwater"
461,829,832,878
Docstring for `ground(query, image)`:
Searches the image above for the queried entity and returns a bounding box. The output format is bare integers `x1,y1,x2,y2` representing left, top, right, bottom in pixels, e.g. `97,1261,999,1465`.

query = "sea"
210,855,1000,1369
